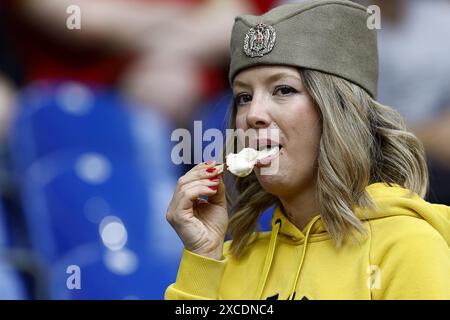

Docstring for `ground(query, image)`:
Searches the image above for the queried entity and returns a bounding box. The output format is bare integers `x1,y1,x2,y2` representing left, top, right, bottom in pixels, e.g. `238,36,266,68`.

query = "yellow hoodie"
165,183,450,300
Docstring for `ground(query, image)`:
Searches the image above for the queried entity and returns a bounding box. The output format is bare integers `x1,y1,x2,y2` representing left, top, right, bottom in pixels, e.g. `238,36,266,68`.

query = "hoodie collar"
271,207,327,242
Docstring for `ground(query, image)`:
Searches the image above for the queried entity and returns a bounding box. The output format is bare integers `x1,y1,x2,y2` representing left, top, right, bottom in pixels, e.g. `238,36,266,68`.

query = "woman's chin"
254,155,290,194
255,170,286,194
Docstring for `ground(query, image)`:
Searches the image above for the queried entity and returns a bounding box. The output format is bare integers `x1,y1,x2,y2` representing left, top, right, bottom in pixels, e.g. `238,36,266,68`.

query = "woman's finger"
176,161,223,188
176,184,219,211
206,175,226,207
173,178,219,205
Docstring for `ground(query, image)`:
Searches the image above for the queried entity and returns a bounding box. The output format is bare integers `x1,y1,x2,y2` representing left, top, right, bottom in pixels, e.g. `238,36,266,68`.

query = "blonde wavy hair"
224,68,429,258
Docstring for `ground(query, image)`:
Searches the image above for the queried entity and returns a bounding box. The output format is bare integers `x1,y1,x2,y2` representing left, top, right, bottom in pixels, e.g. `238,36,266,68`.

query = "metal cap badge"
243,23,276,58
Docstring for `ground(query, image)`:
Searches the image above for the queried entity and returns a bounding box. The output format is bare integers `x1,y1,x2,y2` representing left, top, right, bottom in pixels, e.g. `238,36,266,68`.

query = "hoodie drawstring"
256,218,281,300
256,215,321,300
288,215,321,300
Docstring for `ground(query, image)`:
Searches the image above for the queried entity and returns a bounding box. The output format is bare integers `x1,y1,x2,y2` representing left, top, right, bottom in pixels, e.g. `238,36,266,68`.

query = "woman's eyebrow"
233,73,301,89
265,73,301,84
232,80,251,90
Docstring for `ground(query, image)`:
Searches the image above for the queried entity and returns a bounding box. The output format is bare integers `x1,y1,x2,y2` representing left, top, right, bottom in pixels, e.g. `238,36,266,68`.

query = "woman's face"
232,66,321,197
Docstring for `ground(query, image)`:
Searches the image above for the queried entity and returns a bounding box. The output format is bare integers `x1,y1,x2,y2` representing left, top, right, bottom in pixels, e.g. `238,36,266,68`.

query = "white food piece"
226,148,258,177
225,146,280,177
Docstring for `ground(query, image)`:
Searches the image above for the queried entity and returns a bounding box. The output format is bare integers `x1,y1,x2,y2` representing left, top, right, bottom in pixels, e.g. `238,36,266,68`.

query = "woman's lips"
255,146,281,167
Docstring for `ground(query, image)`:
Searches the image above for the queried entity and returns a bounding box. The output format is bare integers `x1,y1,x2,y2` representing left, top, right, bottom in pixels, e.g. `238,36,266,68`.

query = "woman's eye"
274,85,297,96
234,94,252,106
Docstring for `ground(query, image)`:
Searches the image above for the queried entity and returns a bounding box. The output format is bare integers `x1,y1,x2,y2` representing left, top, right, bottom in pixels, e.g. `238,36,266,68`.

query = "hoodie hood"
359,182,450,245
271,182,450,246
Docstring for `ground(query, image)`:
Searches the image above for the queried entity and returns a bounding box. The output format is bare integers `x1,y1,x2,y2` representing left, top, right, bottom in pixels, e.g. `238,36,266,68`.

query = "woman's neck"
278,185,319,231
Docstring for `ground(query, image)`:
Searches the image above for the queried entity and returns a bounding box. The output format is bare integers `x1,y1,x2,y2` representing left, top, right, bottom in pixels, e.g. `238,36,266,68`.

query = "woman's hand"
166,161,228,260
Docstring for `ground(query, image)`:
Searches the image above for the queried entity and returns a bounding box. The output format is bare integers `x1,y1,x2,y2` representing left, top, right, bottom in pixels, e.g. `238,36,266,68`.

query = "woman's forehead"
232,65,301,87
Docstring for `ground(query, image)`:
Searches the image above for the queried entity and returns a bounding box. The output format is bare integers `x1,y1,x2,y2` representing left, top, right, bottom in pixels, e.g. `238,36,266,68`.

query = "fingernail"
210,177,219,182
204,160,214,165
208,186,218,191
206,168,216,173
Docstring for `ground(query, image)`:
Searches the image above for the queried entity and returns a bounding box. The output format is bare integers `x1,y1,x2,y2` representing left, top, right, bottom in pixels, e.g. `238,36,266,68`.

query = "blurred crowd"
0,0,449,299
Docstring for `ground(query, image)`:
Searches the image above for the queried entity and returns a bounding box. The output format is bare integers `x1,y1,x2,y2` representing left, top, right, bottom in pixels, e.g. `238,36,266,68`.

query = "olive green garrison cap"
229,0,378,98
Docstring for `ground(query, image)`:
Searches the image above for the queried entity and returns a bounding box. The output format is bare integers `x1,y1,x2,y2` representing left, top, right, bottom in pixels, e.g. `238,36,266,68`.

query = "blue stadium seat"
49,243,180,299
21,150,142,257
19,150,181,299
9,82,135,175
9,82,183,299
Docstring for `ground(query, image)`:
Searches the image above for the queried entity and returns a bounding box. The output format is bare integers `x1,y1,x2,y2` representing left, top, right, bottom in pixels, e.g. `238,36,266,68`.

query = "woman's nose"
246,95,271,129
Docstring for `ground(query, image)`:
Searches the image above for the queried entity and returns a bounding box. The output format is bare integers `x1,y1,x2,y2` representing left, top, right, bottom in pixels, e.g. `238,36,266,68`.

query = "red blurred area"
4,0,276,95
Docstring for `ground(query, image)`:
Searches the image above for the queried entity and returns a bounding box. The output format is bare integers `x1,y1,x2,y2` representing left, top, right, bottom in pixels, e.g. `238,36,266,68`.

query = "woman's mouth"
256,145,282,167
225,141,284,176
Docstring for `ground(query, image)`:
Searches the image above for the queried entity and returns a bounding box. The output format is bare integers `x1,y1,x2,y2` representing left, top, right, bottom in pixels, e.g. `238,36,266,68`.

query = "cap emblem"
243,23,276,58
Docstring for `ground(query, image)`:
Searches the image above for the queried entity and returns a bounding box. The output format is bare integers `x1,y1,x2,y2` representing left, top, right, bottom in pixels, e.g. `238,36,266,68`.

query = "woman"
165,0,450,299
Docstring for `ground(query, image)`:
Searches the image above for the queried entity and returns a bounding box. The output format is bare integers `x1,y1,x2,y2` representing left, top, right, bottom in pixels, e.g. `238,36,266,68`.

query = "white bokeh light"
76,153,111,184
99,216,127,251
56,82,93,115
103,248,138,275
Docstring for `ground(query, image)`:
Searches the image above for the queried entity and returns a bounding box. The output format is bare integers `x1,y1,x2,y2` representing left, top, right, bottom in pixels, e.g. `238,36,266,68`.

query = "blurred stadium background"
0,0,449,299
